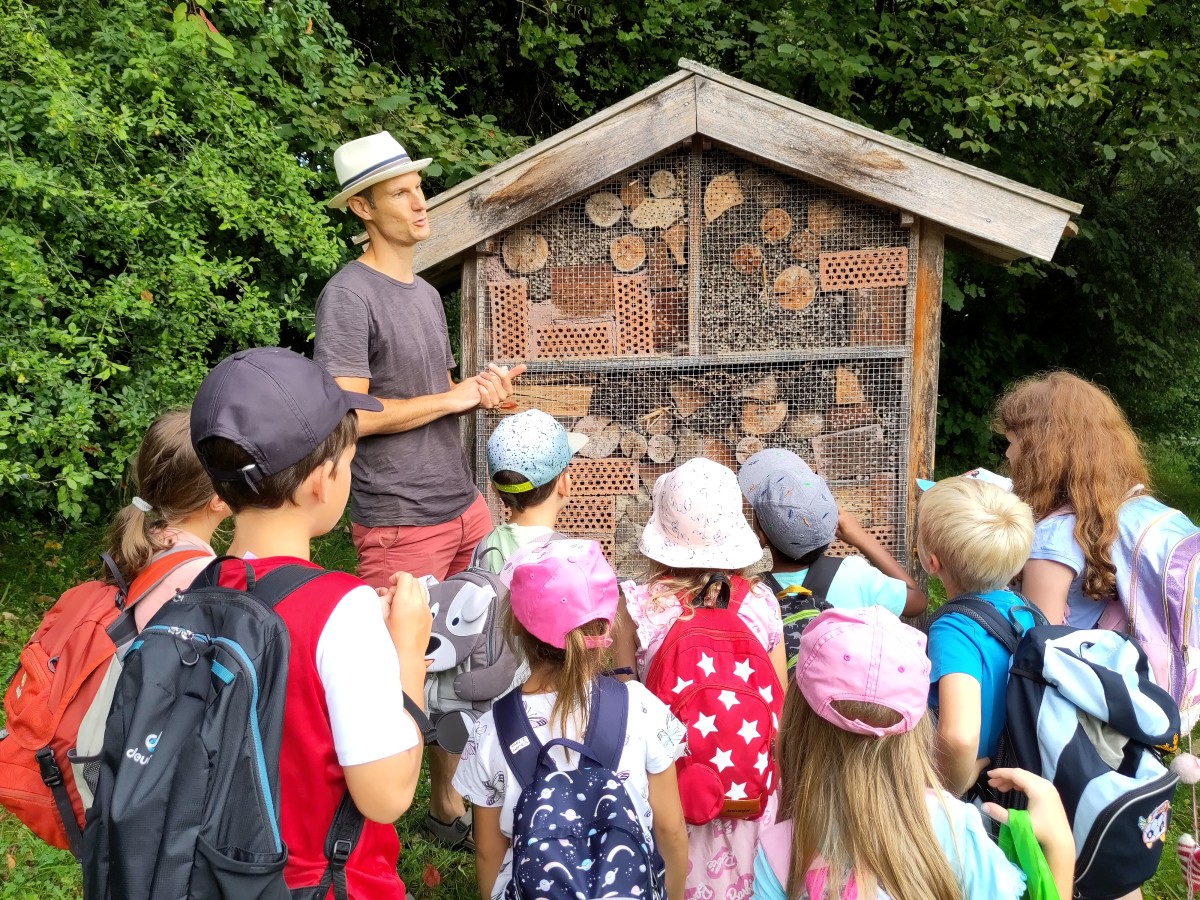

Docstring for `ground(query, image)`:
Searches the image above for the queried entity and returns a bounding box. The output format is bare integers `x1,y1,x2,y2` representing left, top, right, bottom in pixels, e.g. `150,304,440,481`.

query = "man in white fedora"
314,131,524,850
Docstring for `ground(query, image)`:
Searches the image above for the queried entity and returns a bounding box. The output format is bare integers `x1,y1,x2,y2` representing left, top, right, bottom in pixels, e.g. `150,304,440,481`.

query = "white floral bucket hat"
639,457,763,570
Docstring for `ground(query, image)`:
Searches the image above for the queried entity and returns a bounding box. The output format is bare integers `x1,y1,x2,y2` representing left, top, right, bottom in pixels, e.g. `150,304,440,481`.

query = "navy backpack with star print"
495,676,662,900
643,575,783,825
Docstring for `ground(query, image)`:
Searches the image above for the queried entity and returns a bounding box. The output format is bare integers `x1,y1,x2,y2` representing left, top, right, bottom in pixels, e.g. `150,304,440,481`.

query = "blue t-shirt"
773,555,907,617
928,589,1036,758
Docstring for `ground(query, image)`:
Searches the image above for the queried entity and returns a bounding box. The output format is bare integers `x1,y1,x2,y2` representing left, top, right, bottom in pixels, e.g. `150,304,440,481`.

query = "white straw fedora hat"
327,131,432,210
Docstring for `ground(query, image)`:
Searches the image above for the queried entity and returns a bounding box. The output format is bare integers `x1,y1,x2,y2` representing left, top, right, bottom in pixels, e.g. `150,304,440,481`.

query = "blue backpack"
494,677,662,900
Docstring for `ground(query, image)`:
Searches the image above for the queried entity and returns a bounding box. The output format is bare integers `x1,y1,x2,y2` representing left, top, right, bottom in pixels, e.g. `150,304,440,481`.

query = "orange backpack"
0,547,209,856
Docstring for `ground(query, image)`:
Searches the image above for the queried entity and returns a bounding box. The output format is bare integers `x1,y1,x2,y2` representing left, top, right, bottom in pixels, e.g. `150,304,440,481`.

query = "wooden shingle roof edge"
412,59,1081,282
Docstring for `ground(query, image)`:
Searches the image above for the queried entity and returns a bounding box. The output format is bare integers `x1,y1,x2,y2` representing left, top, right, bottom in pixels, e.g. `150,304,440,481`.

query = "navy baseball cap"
191,347,382,487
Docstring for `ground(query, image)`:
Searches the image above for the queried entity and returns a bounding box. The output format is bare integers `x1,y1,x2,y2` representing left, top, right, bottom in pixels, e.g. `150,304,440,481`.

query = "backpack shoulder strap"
761,572,785,597
495,688,542,790
251,564,331,608
801,554,844,599
581,676,628,771
724,575,753,614
124,546,211,608
930,595,1026,656
311,791,366,900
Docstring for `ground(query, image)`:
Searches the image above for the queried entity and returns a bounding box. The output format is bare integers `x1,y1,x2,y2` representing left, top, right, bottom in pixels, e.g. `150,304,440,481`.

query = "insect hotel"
413,59,1081,574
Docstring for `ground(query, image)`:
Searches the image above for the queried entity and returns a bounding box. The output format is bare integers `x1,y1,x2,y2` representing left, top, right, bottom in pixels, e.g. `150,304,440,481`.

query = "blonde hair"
106,409,215,586
638,562,758,619
777,686,960,900
917,478,1033,593
995,371,1149,600
502,604,609,737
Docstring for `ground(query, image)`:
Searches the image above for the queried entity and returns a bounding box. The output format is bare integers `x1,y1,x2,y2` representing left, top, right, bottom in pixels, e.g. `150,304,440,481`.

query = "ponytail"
105,408,215,585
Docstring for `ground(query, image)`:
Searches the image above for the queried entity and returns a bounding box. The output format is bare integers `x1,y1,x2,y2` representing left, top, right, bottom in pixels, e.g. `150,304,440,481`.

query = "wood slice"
649,170,677,198
585,192,625,227
808,199,843,235
629,198,684,230
703,172,744,222
702,438,736,470
732,244,763,275
760,208,793,244
647,434,676,463
501,228,549,274
826,402,876,431
790,230,821,264
677,429,704,461
620,430,648,461
736,436,765,464
773,266,817,311
834,367,867,405
498,384,593,418
669,381,709,419
620,179,647,212
787,411,825,439
739,374,778,403
574,415,621,459
641,407,674,436
742,401,788,435
663,224,687,266
752,174,787,207
610,234,646,272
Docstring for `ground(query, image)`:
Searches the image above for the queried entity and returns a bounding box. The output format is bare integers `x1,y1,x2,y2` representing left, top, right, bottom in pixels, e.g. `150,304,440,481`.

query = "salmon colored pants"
351,493,493,589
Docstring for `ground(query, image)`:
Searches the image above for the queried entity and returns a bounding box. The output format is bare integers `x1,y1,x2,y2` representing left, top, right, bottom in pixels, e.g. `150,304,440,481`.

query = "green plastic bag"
998,809,1059,900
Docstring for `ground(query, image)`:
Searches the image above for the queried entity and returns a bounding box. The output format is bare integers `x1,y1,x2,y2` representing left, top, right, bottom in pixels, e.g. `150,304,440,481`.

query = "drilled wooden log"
760,208,793,244
703,172,744,222
649,170,677,198
677,428,704,461
808,199,843,235
790,229,821,264
629,198,685,230
647,434,676,463
739,374,778,403
773,266,817,311
619,430,648,461
742,401,788,435
663,223,687,266
585,192,625,227
620,179,647,212
574,415,621,459
610,234,646,272
669,381,709,419
736,436,765,464
787,411,826,439
732,244,763,275
501,228,549,274
703,437,736,470
641,407,674,436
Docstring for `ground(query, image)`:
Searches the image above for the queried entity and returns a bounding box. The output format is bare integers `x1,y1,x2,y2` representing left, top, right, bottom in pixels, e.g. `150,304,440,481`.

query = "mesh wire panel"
477,147,916,574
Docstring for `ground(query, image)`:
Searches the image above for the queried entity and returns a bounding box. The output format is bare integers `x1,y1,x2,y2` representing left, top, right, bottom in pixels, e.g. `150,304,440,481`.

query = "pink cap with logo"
795,606,931,737
501,538,619,650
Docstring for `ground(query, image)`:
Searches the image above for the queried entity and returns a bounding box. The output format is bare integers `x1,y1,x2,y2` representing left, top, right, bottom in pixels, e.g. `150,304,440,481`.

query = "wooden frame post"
459,252,480,463
905,220,944,576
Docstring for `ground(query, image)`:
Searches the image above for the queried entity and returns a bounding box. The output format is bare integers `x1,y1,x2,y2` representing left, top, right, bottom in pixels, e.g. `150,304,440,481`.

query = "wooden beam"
459,253,480,463
905,220,944,575
415,74,697,276
693,76,1078,262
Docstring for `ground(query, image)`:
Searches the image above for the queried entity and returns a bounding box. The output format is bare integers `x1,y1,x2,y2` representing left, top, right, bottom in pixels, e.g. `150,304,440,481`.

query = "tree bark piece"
669,381,709,419
742,401,788,435
585,192,625,227
760,208,793,244
629,198,685,230
574,415,621,459
787,411,825,439
773,266,817,310
663,224,687,266
732,244,763,275
620,179,647,212
647,434,676,463
649,170,677,198
620,430,648,461
703,172,744,222
739,374,778,403
790,230,821,264
610,234,646,272
808,199,843,235
834,367,867,405
501,228,549,274
736,436,765,464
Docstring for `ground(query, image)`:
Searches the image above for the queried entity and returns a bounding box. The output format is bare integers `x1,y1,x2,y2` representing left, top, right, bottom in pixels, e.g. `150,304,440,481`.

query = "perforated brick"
818,247,908,291
568,459,639,496
826,526,896,560
488,280,529,362
614,275,656,356
567,532,617,561
556,496,617,533
533,319,616,360
829,482,874,528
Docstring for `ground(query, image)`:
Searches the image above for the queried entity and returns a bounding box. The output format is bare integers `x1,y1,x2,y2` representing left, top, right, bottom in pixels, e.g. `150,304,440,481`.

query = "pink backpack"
643,575,783,825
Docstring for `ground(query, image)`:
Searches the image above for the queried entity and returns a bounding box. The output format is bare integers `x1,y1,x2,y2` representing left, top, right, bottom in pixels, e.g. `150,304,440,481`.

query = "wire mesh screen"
476,147,916,574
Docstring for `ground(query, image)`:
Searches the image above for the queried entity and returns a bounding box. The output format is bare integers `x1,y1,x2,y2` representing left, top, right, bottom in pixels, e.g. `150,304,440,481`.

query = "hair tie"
131,496,153,513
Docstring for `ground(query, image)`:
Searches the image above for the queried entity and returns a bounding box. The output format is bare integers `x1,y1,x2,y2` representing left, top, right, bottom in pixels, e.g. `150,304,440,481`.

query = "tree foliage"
0,0,524,518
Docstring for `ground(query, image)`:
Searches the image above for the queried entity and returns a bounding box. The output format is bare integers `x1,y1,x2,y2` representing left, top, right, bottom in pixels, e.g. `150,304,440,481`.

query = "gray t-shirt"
314,260,478,527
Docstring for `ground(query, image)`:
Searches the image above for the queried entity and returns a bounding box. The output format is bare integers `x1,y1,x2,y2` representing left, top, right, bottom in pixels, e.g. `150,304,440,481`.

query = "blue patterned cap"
738,448,838,559
487,410,588,493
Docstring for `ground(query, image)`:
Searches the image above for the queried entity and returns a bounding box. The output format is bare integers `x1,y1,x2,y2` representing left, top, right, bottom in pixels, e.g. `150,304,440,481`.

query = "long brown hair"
777,686,961,900
503,605,609,736
994,371,1149,599
106,409,215,585
640,562,758,619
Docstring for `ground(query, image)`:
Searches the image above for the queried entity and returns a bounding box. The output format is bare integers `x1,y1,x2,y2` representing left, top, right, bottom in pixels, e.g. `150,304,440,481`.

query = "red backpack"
0,546,209,856
643,575,783,825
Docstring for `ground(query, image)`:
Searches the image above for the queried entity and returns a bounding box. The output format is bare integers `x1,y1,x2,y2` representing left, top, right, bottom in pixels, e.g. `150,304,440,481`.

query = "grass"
1,441,1197,898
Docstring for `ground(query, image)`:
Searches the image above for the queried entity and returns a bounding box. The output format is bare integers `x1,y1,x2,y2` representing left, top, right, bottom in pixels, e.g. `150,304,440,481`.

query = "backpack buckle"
34,747,63,787
331,839,353,865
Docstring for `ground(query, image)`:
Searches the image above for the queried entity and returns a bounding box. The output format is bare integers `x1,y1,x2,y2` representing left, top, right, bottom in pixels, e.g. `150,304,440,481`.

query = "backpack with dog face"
643,575,783,825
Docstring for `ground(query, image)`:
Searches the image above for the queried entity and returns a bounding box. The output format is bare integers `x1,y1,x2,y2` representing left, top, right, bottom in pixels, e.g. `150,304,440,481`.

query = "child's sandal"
423,811,475,853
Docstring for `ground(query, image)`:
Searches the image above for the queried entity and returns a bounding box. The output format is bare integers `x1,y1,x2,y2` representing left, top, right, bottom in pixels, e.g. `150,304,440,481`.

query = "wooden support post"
687,137,703,355
460,253,480,467
905,220,944,575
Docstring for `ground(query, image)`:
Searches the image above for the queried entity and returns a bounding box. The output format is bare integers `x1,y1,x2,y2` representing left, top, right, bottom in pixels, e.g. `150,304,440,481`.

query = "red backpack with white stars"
644,574,783,825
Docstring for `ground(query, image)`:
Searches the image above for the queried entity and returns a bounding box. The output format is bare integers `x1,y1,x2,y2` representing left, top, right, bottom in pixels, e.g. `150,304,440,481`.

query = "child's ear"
556,469,571,497
919,547,942,577
208,495,230,517
307,459,337,505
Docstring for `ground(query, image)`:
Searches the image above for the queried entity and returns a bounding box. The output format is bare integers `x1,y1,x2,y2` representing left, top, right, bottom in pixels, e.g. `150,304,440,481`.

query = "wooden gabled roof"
414,59,1081,284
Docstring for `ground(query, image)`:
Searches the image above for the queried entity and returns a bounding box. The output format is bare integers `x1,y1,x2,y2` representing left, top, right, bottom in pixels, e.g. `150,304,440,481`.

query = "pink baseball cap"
796,606,931,737
501,539,619,650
